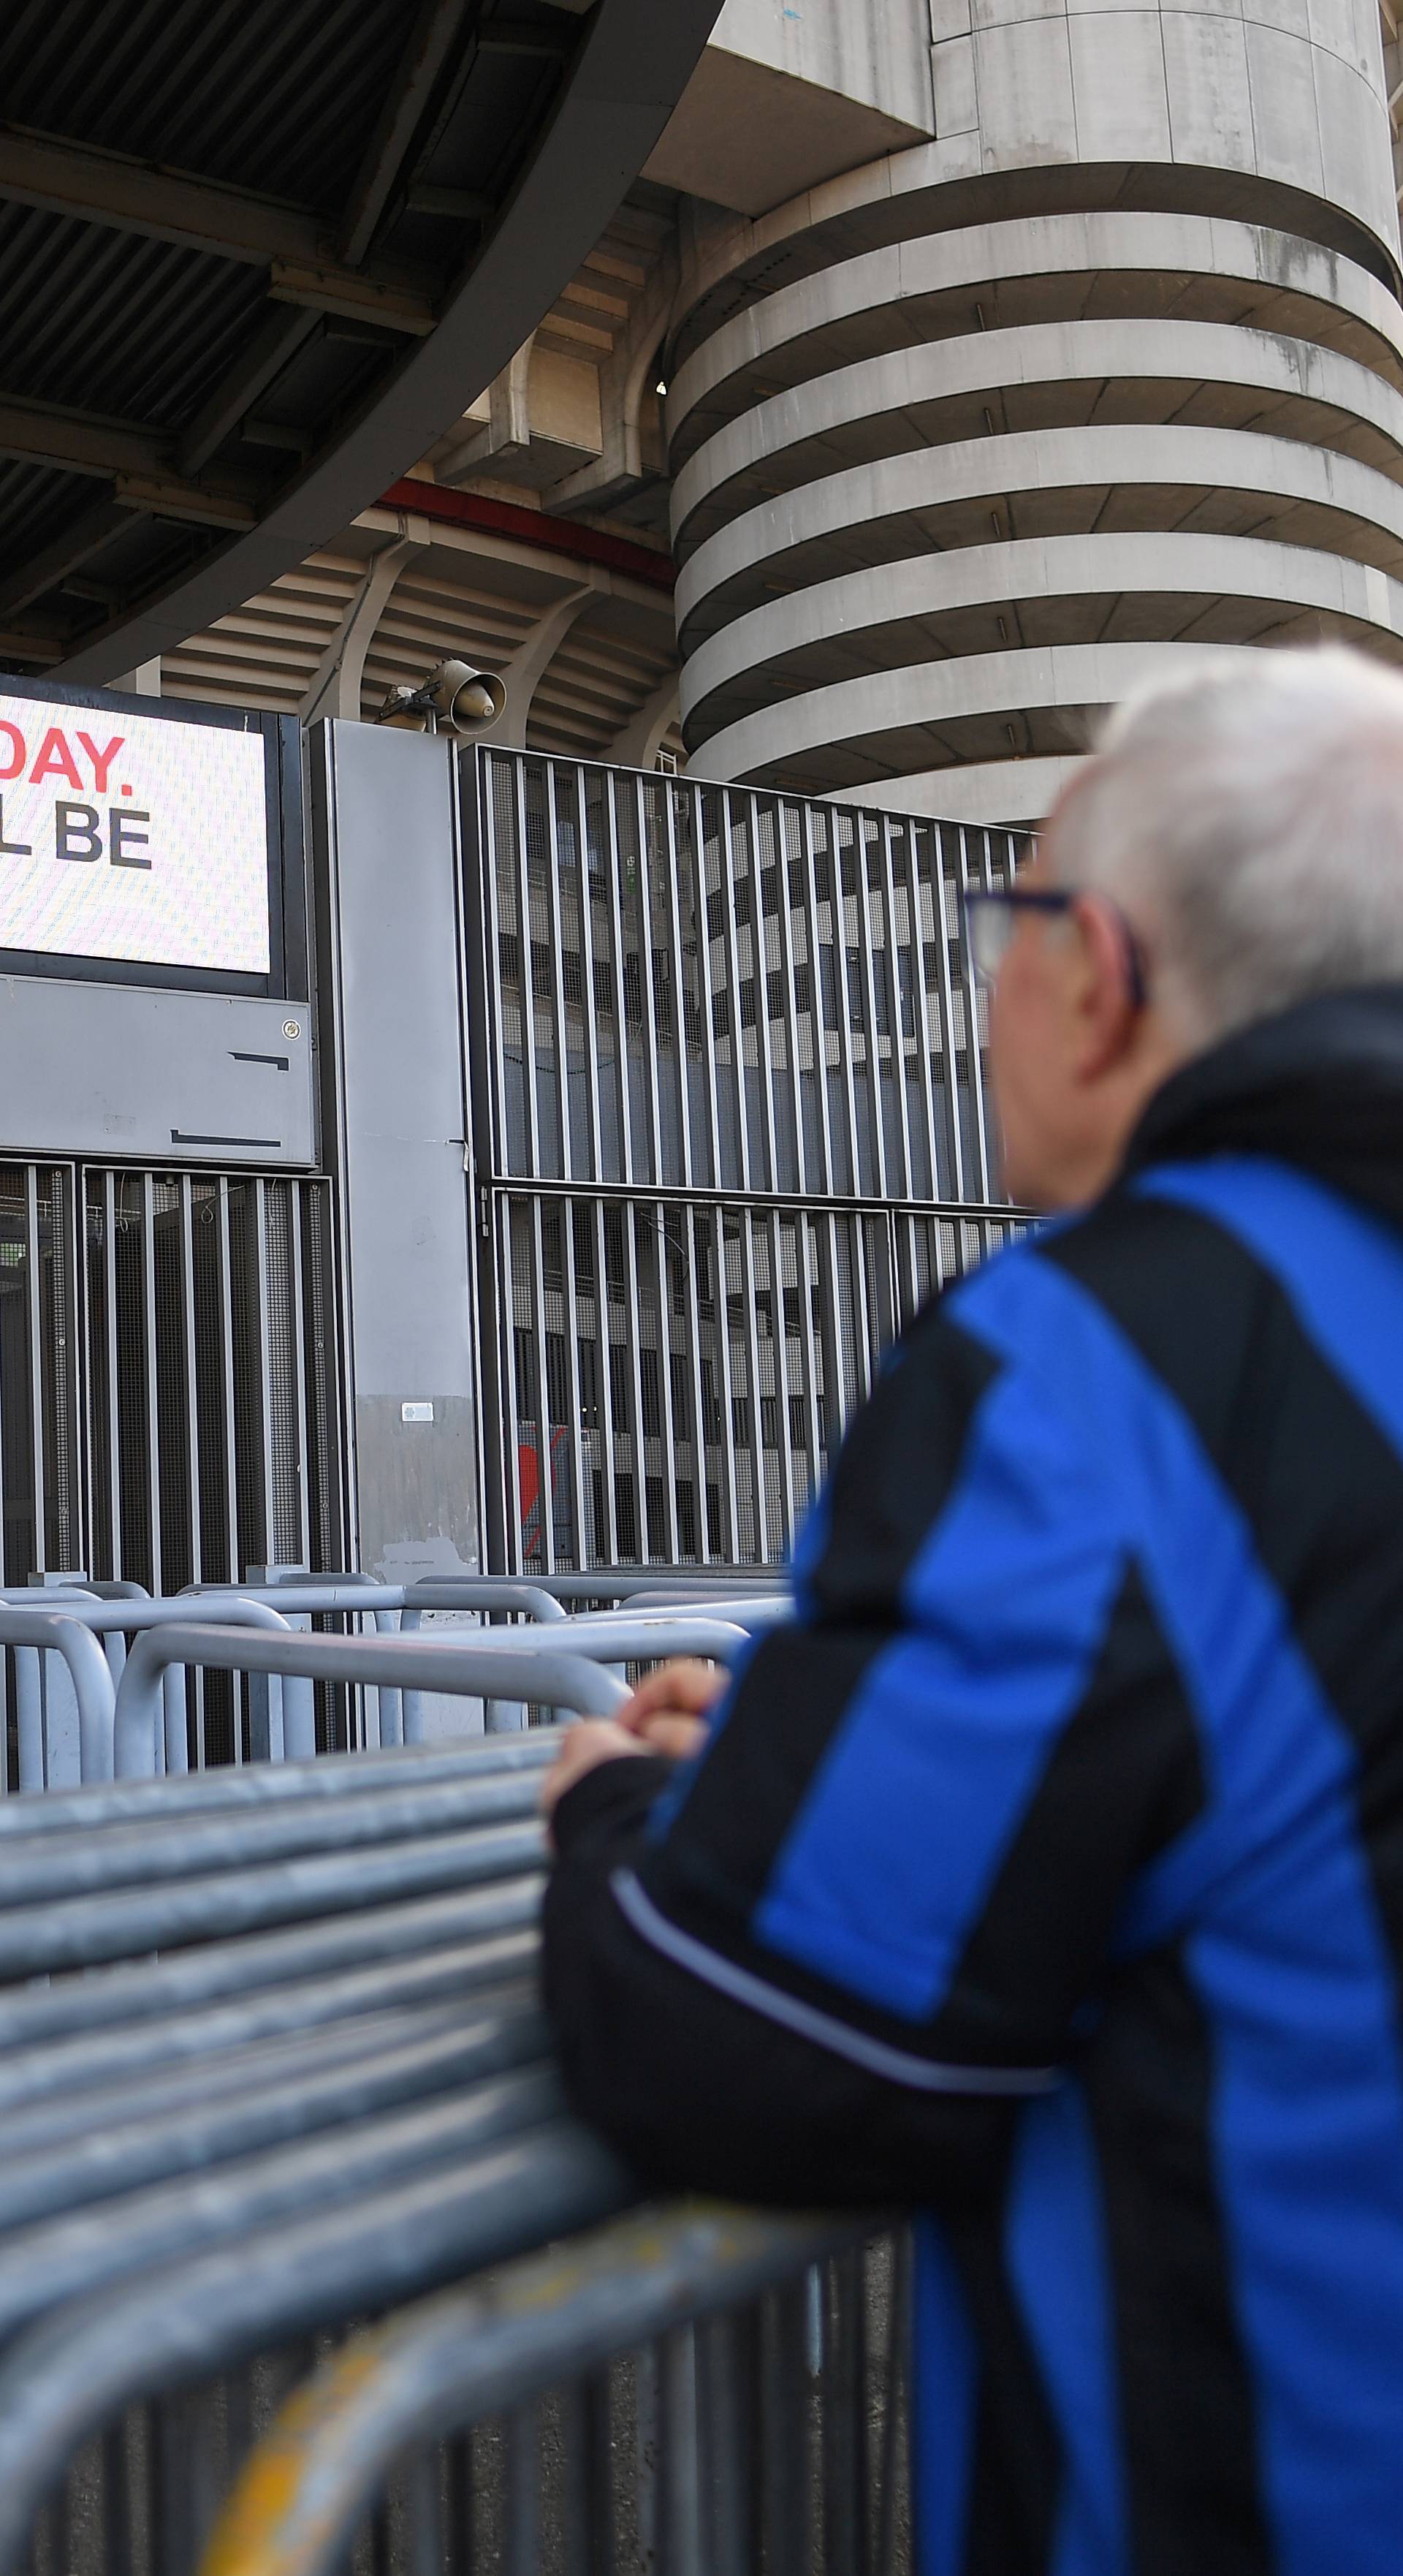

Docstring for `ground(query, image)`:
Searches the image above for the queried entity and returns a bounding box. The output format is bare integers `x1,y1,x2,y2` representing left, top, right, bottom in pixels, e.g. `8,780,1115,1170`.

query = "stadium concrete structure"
153,0,1403,823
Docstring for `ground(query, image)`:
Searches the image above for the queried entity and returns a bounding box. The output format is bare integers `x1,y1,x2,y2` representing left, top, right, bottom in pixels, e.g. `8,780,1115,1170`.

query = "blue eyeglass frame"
961,886,1148,1010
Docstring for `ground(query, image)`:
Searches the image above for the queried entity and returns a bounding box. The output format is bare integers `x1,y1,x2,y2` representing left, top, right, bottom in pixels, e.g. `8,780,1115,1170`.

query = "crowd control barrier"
0,1626,903,2575
2,1577,789,1788
201,2207,910,2576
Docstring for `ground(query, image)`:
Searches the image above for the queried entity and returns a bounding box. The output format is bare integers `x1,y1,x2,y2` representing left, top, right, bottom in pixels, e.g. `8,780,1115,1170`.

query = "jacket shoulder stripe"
610,1869,1060,2096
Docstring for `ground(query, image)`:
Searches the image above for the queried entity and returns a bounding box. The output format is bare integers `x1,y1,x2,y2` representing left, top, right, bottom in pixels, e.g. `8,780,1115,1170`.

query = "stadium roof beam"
336,0,475,268
0,401,258,526
0,126,427,306
0,0,723,681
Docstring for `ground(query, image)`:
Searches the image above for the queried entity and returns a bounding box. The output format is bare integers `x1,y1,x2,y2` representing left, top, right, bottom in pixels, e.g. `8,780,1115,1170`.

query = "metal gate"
0,1161,343,1593
464,750,1025,1574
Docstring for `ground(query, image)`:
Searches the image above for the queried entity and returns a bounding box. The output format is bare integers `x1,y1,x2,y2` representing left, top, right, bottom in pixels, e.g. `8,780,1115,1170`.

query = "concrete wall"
645,0,934,213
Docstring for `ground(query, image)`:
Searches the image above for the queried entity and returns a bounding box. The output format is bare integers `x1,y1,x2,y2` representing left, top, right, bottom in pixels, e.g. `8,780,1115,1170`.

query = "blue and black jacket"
544,983,1403,2576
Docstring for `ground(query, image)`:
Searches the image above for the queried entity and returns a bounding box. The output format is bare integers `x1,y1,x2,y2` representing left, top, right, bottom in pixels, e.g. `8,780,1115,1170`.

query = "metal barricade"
0,1597,305,1787
199,2207,910,2576
0,1623,908,2576
111,1626,632,1776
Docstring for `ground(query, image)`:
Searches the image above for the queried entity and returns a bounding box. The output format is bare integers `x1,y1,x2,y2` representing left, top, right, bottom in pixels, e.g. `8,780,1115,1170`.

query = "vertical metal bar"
875,2230,913,2576
696,2312,749,2576
500,1202,528,1577
849,1211,878,1406
657,773,696,1190
875,817,916,1202
140,1173,161,1592
766,1207,798,1558
748,793,786,1200
102,1172,122,1580
476,752,506,1181
823,1206,862,1439
829,815,865,1205
634,2344,659,2576
719,792,761,1190
659,2325,702,2576
851,811,891,1200
619,1199,657,1564
955,825,995,1202
591,1197,622,1567
760,2281,811,2576
528,1194,555,1577
897,821,943,1202
510,754,542,1181
25,1166,46,1573
216,1181,240,1588
677,1202,713,1564
731,1211,769,1567
503,2401,540,2576
930,825,968,1202
179,1179,202,1588
600,770,634,1186
691,789,729,1194
560,2373,613,2576
570,768,607,1189
288,1183,312,1569
708,1206,742,1564
769,800,807,1197
632,773,668,1190
406,2447,444,2576
712,790,752,1194
792,1213,826,1523
822,2248,868,2576
796,798,837,1197
541,759,574,1183
444,2433,474,2576
101,2423,132,2576
647,1198,681,1568
252,1178,277,1569
560,1194,587,1570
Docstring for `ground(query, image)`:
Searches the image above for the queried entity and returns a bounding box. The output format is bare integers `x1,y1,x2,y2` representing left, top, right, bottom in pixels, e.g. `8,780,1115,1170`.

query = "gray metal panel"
316,721,479,1586
0,981,315,1166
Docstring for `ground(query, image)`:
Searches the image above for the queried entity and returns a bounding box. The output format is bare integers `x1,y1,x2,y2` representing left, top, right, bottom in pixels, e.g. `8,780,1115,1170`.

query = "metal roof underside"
0,0,721,681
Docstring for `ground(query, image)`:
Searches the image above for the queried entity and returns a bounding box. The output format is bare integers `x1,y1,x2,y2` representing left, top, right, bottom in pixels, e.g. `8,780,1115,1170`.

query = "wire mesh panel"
468,751,1028,1573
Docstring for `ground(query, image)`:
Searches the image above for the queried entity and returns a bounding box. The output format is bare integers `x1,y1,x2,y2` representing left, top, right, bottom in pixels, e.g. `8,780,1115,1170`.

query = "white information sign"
0,693,272,974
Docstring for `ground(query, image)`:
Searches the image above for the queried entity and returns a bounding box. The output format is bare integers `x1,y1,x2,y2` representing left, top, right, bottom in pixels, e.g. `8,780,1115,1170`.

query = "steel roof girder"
0,123,438,317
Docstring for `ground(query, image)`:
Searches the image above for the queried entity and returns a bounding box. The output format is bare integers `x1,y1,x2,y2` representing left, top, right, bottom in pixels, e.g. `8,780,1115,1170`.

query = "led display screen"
0,692,272,974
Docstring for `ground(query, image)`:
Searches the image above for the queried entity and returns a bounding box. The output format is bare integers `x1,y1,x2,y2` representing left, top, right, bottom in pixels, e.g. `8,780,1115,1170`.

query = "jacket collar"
1119,984,1403,1231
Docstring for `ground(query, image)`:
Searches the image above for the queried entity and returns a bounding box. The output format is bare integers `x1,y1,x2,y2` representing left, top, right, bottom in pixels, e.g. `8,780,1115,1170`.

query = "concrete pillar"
666,0,1403,822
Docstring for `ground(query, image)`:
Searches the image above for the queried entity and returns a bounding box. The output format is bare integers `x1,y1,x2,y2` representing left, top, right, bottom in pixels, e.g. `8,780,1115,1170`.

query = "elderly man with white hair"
541,645,1403,2576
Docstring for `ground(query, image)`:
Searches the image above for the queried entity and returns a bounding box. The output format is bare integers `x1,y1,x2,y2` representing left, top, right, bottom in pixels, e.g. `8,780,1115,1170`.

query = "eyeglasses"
962,885,1147,1009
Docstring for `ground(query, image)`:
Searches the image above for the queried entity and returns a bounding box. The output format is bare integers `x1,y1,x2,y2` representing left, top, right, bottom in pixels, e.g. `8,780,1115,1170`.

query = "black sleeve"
540,1299,1204,2214
542,1757,1017,2211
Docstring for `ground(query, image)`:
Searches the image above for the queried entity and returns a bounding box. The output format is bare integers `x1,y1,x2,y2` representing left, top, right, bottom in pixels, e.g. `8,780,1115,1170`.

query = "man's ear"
1068,893,1141,1077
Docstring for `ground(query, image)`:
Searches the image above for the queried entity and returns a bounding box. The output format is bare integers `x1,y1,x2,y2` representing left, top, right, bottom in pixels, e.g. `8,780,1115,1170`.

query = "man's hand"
540,1657,730,1833
539,1719,653,1824
613,1657,729,1759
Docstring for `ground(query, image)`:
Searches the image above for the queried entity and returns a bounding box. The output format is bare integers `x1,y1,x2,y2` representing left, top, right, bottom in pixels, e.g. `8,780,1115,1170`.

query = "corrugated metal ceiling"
0,0,724,672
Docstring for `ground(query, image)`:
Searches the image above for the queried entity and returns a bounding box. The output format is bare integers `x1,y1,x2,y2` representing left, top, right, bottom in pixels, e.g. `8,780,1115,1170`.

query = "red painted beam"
378,480,676,592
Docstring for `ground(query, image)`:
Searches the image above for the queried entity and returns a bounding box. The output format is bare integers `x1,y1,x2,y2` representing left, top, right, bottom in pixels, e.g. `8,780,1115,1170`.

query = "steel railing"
199,2206,910,2576
0,1620,903,2575
0,1575,790,1787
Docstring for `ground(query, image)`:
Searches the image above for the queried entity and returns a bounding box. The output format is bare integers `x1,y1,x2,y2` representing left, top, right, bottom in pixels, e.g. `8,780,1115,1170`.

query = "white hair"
1051,645,1403,1041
